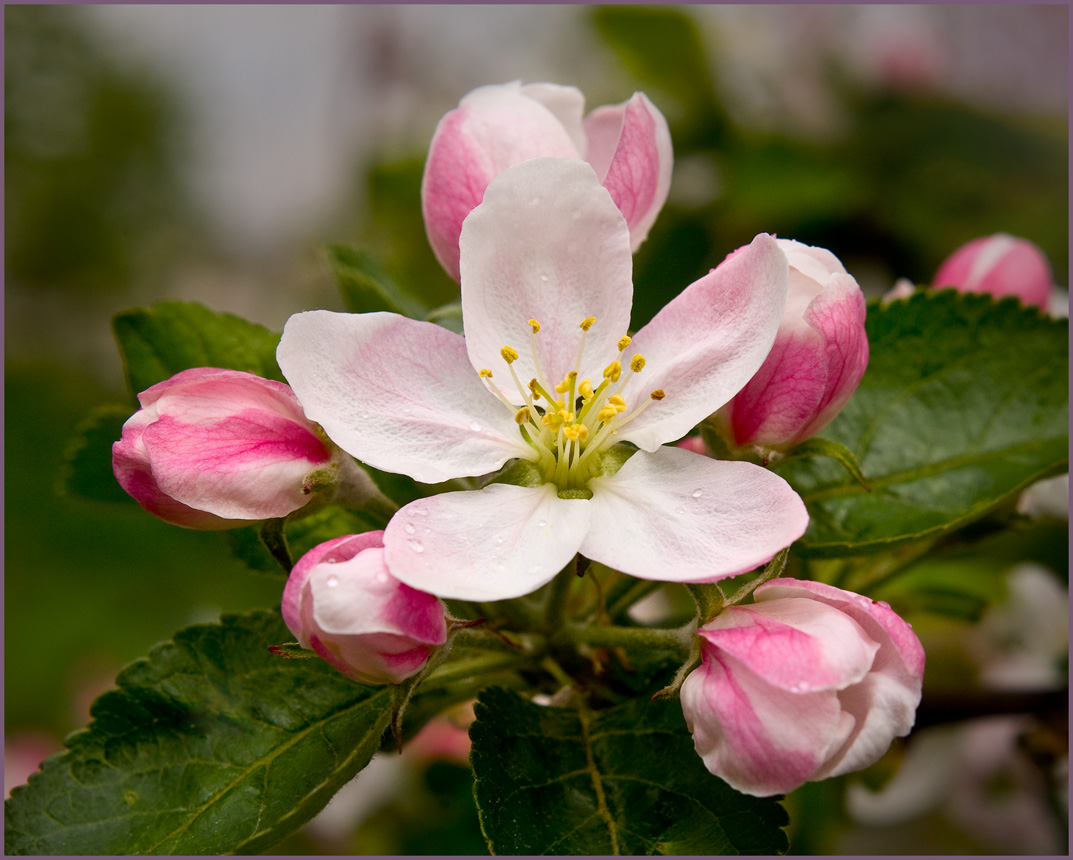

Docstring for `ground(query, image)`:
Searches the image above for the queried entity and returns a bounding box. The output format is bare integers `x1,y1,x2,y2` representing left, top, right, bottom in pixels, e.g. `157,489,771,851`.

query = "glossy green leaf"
5,610,392,855
777,291,1068,555
56,403,138,504
327,243,428,320
113,300,284,396
470,687,789,855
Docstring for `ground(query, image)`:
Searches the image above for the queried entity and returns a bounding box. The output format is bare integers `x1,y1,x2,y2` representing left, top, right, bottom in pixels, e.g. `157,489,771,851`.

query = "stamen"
479,368,493,378
596,405,618,423
608,394,627,412
580,317,596,331
630,354,646,373
528,379,541,401
529,319,541,333
578,378,594,400
515,407,531,424
617,335,631,352
650,389,665,400
501,346,519,364
603,360,622,383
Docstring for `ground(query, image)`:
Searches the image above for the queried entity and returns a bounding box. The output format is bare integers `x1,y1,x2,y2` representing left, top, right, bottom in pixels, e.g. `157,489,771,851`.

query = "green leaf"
56,404,137,504
470,687,788,855
327,243,429,320
777,291,1068,556
5,610,393,855
113,300,284,396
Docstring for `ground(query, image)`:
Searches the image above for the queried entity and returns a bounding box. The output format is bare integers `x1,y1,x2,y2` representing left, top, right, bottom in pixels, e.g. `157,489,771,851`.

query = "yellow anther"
608,394,627,412
559,409,574,424
603,360,622,382
617,335,631,352
528,379,541,400
501,346,519,364
542,411,564,429
578,379,594,399
528,319,541,333
563,423,590,443
479,368,493,378
553,371,578,394
515,407,531,424
630,354,646,373
580,316,596,331
597,406,618,423
650,389,666,401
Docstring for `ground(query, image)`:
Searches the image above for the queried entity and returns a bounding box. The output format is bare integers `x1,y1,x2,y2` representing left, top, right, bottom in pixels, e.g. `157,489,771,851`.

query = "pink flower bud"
281,532,447,685
421,81,672,281
933,233,1054,309
112,368,337,529
720,239,869,449
681,577,925,797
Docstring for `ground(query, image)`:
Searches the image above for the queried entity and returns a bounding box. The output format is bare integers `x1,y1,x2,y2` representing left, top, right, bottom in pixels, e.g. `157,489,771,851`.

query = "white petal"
459,157,633,396
618,234,789,450
277,310,533,483
382,483,590,601
582,446,808,582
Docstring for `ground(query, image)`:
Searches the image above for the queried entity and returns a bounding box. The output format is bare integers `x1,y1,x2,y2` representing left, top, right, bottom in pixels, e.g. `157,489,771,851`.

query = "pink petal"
617,234,789,450
582,446,808,583
681,644,854,796
382,483,590,601
583,92,673,250
277,310,533,483
282,532,386,637
421,82,582,282
934,233,1054,309
459,157,633,396
698,601,879,693
519,82,587,153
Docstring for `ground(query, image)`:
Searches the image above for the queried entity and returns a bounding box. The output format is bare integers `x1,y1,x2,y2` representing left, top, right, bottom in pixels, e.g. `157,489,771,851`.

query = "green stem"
422,651,537,690
543,558,579,629
560,621,692,654
607,578,665,621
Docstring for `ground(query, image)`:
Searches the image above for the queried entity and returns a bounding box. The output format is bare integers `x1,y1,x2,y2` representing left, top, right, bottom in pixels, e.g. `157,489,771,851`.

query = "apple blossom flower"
422,81,673,281
281,532,447,685
716,239,869,450
113,367,378,529
680,577,925,797
278,157,808,602
933,232,1054,310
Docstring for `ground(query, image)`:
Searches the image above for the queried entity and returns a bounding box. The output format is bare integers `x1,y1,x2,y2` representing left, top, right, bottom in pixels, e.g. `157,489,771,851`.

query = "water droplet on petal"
407,538,424,554
470,421,482,432
540,273,549,282
536,519,547,529
403,522,416,535
492,557,506,573
495,535,505,545
412,506,428,517
375,572,388,583
791,681,811,693
528,564,543,575
326,575,339,587
876,600,891,610
675,507,686,515
691,489,704,498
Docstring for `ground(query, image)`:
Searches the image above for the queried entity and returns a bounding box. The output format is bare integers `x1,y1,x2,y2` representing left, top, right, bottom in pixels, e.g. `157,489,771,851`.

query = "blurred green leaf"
113,300,284,396
470,687,789,855
327,243,429,319
56,403,136,504
778,291,1068,555
4,610,392,856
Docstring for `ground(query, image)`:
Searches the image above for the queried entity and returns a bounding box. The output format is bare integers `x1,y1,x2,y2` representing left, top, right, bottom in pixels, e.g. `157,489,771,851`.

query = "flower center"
478,317,663,492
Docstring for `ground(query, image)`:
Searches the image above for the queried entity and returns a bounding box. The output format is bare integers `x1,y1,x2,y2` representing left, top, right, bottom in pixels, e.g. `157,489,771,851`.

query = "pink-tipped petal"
383,483,590,601
459,158,633,392
934,233,1054,309
422,82,583,282
584,92,673,250
277,310,533,483
618,234,789,450
582,446,808,583
520,82,587,154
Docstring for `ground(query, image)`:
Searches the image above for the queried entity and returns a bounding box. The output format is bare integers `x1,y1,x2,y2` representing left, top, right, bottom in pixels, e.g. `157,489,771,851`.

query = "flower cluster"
112,81,925,798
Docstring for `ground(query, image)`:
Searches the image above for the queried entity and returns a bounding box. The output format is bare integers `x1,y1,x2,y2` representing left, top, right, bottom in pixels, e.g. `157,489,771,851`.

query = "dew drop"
407,538,424,554
791,681,811,693
323,557,338,564
492,557,506,572
540,273,549,282
536,519,548,529
412,506,428,517
325,575,339,587
527,564,543,575
691,489,704,498
876,600,891,610
495,535,505,545
375,572,388,583
403,522,416,535
674,507,686,515
470,420,482,432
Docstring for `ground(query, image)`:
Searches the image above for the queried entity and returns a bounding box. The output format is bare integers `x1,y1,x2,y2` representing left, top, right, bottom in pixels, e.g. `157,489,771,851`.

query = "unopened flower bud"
933,232,1054,309
281,532,447,685
681,578,925,797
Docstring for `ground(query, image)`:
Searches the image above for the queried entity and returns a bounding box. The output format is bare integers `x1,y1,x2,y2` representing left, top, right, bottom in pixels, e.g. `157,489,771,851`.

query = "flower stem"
559,621,692,655
606,578,665,621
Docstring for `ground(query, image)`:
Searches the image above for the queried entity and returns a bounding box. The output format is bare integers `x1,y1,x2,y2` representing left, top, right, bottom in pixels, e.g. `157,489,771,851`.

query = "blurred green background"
5,4,1067,854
